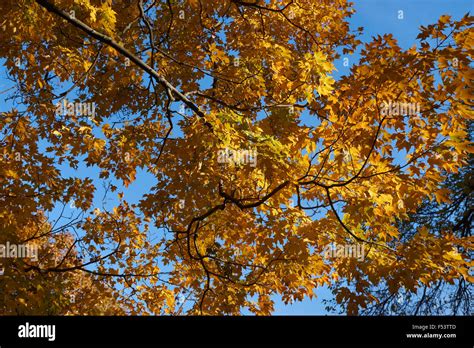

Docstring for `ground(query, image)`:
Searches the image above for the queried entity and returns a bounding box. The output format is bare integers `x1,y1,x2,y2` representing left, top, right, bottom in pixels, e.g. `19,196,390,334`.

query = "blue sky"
1,0,472,315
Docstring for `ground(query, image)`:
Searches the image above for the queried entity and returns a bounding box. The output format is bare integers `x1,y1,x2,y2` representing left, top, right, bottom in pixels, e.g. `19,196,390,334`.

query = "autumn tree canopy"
0,0,472,315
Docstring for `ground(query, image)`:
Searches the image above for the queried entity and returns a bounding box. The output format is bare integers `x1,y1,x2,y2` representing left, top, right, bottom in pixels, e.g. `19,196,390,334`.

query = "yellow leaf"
434,188,451,204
